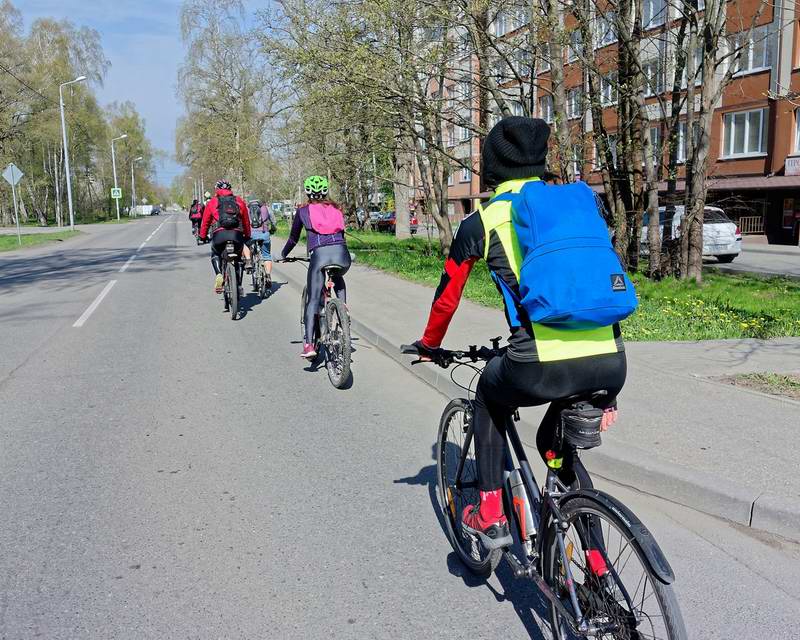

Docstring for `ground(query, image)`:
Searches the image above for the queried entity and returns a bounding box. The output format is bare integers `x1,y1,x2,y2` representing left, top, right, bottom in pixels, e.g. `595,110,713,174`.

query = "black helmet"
215,179,232,191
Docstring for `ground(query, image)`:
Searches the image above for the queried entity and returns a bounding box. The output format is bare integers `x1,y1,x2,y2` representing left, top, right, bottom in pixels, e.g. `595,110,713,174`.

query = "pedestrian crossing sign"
111,187,122,199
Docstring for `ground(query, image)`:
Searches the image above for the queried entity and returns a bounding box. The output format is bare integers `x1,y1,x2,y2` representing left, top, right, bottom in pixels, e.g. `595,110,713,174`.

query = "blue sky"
21,0,188,185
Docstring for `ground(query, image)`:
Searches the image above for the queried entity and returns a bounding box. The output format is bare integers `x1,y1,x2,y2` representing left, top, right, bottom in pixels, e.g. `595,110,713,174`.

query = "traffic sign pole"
11,171,21,245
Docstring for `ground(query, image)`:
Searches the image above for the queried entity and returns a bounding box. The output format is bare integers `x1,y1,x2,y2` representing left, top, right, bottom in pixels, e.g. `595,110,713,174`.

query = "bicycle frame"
453,403,636,636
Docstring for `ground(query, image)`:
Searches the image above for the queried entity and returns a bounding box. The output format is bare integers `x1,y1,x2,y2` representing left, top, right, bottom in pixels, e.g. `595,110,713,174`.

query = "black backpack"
248,201,262,228
217,195,241,230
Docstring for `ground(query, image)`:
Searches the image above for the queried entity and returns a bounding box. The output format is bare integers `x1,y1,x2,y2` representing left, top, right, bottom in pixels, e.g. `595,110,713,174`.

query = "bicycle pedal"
464,523,513,551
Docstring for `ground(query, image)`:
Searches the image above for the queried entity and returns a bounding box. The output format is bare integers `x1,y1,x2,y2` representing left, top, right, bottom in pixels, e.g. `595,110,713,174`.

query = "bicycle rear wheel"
540,495,686,639
227,261,238,320
436,399,501,578
324,298,351,388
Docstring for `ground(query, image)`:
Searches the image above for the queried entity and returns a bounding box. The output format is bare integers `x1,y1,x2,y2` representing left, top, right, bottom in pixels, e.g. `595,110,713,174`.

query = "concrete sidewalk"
274,250,800,541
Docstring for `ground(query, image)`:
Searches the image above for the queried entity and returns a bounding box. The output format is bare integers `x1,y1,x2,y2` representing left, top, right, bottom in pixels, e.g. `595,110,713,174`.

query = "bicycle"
401,339,686,640
221,241,243,321
280,256,352,389
248,239,271,299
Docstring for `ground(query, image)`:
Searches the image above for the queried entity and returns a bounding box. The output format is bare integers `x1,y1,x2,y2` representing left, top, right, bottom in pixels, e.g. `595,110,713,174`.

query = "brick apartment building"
422,0,800,244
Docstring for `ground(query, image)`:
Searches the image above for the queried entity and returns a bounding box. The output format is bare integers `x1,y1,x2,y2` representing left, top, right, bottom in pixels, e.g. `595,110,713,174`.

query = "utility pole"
111,134,128,220
131,156,143,215
59,75,86,230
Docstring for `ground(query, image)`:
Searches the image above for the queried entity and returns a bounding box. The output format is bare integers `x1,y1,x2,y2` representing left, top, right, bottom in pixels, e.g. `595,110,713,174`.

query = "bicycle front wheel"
540,494,687,640
436,399,501,578
324,298,351,388
227,262,238,320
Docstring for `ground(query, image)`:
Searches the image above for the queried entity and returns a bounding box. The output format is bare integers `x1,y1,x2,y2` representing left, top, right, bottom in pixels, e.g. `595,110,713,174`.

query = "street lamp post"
131,156,143,216
111,134,128,220
59,75,87,231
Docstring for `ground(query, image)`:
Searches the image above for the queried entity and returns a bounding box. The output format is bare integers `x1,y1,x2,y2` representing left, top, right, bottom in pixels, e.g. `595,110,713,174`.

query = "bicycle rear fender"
557,489,675,585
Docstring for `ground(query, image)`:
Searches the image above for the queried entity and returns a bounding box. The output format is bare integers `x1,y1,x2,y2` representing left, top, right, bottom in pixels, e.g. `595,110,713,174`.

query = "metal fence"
738,215,764,235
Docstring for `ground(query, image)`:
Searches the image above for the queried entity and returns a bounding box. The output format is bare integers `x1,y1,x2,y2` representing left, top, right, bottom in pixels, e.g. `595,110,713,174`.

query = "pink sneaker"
301,343,317,359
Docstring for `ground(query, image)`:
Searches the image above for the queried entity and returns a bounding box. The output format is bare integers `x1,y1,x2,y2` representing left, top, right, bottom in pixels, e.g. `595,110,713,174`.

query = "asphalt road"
709,240,800,279
1,214,798,639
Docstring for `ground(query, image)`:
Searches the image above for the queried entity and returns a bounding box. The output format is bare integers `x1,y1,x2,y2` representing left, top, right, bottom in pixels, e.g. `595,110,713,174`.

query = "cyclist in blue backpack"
408,117,628,545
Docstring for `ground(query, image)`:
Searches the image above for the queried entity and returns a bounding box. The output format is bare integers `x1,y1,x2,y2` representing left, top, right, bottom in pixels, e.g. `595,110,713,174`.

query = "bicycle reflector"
561,403,603,449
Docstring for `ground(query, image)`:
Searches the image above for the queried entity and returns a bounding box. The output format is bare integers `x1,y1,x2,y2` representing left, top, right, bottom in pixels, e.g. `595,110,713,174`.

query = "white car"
641,205,742,263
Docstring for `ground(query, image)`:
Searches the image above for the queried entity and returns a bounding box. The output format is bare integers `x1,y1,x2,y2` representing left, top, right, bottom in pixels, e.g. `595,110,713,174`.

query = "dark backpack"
217,195,241,230
248,201,262,228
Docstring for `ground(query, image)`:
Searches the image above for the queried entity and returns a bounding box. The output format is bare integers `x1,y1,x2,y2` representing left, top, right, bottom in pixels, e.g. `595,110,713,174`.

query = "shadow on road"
0,245,194,294
394,443,552,640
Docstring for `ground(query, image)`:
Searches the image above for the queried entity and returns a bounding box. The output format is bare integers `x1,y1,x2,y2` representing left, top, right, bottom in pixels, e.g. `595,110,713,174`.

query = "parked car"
640,205,741,263
368,210,383,229
150,205,161,216
375,211,395,232
410,214,418,235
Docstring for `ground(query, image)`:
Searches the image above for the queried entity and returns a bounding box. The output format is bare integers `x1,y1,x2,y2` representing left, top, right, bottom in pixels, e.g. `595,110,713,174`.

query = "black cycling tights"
304,244,351,343
472,351,626,491
210,230,245,277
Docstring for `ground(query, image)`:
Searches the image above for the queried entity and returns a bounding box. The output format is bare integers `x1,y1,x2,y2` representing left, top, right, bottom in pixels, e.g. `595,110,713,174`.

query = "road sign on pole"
3,163,24,245
111,187,123,199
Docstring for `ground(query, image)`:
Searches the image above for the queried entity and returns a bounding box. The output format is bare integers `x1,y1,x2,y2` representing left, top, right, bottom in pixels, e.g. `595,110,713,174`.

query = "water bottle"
507,469,536,556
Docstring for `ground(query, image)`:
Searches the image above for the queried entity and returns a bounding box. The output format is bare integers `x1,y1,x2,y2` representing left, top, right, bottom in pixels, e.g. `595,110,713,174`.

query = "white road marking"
138,242,146,251
73,280,117,328
119,255,136,273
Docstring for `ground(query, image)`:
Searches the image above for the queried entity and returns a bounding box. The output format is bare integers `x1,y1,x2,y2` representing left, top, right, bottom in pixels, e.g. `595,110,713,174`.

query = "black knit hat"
481,116,550,189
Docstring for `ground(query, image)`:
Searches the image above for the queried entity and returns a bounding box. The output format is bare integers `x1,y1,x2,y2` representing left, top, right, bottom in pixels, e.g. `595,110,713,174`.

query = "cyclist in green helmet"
281,175,351,359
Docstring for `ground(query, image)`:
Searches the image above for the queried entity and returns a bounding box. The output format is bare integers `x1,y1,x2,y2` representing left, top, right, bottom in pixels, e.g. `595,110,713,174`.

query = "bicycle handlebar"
277,256,310,263
400,337,505,368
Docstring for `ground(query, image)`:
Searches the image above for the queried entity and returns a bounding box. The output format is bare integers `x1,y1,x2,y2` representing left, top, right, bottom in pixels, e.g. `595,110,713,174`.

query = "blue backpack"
491,180,637,329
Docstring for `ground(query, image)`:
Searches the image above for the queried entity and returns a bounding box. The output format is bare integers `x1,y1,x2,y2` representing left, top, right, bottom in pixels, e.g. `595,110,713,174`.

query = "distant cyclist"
249,200,277,288
281,175,350,359
199,180,252,294
407,117,625,545
189,199,203,235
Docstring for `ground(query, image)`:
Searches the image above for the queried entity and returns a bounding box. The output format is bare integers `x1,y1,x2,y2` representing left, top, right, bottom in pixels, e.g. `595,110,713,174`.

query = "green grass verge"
0,230,82,252
344,233,800,342
719,373,800,400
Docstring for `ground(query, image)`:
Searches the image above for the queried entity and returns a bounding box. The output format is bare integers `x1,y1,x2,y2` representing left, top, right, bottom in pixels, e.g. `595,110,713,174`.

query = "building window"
681,46,703,88
447,170,454,186
494,11,510,36
539,94,554,123
795,109,800,153
649,126,662,167
567,30,582,62
514,47,533,77
458,124,471,142
595,134,618,169
596,12,617,48
446,125,456,148
566,87,583,120
643,0,667,28
677,121,700,162
722,108,767,157
538,42,551,73
643,59,664,97
731,25,773,75
572,145,583,178
696,0,705,10
460,163,472,183
511,101,525,117
601,72,618,105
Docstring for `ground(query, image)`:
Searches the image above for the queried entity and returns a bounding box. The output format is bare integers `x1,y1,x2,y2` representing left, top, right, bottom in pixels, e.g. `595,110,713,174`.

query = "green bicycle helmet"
304,175,329,199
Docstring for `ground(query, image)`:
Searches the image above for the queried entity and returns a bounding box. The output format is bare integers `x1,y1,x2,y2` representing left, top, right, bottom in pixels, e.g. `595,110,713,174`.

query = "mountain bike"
281,257,352,388
221,241,242,321
401,339,686,640
249,240,270,299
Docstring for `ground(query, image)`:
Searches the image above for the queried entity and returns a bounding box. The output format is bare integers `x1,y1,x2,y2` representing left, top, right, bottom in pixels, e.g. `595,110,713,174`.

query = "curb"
707,263,800,281
274,260,800,543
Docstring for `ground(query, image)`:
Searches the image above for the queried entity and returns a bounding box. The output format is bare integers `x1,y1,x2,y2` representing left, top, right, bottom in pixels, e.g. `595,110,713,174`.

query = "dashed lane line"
72,280,117,328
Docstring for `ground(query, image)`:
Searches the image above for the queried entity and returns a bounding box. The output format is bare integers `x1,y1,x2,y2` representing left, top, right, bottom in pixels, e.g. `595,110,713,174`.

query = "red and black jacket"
199,189,252,240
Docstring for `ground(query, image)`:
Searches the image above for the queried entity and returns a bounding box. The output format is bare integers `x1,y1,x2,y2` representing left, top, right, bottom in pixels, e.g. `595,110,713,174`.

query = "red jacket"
199,189,251,239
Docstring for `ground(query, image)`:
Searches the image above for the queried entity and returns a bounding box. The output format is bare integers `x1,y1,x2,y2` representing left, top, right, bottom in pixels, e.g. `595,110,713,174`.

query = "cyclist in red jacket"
199,180,252,294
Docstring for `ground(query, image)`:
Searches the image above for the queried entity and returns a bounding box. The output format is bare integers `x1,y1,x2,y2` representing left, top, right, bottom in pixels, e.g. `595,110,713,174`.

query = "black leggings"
304,244,351,343
210,230,245,282
473,351,627,491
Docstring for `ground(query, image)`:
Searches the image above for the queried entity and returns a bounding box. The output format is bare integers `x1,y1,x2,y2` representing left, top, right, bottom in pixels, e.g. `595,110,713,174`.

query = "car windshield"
704,209,732,223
